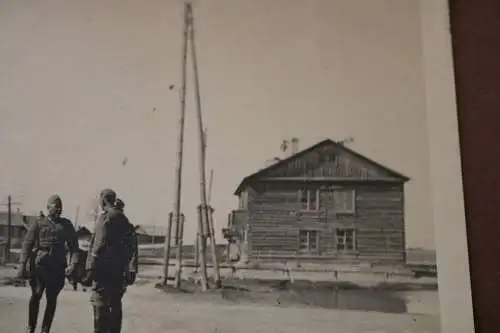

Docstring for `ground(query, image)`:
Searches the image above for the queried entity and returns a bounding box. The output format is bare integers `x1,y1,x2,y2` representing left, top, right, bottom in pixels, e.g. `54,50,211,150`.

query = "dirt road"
0,282,440,333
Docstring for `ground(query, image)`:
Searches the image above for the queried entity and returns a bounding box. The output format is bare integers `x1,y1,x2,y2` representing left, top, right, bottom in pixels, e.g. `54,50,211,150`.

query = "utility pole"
208,169,214,204
163,1,189,289
189,1,213,291
89,197,100,223
194,132,209,272
74,205,80,229
207,205,221,287
6,195,13,263
205,168,221,287
171,0,189,290
161,212,174,286
173,213,185,287
1,194,22,263
163,2,219,291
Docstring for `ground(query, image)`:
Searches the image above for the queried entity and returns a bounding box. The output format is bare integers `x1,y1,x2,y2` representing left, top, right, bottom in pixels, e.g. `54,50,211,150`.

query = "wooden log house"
224,139,410,264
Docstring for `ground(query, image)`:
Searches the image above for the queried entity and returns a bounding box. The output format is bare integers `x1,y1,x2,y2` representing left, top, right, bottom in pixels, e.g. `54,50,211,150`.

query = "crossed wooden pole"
161,2,221,292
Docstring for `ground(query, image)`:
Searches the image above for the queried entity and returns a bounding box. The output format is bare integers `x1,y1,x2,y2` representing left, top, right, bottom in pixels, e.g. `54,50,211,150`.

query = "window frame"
238,190,248,210
298,188,320,212
331,188,356,214
335,228,357,252
297,229,320,253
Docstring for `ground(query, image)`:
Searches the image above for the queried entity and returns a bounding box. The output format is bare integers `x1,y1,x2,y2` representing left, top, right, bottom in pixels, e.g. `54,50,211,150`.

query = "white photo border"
420,1,475,332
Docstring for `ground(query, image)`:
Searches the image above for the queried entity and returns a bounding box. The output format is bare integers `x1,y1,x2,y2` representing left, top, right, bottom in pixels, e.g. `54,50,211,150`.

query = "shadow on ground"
0,264,437,315
152,276,438,314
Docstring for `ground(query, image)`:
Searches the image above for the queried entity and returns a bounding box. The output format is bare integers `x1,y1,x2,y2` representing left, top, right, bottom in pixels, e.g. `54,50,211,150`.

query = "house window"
298,230,319,252
239,191,248,209
298,189,319,211
333,189,356,213
336,228,356,252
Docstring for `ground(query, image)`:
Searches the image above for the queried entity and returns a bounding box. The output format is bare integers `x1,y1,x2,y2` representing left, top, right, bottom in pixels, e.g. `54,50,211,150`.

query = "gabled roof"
234,138,410,195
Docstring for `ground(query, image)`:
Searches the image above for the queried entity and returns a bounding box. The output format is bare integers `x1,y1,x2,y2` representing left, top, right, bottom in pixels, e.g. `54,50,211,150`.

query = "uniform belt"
37,246,54,252
37,245,64,253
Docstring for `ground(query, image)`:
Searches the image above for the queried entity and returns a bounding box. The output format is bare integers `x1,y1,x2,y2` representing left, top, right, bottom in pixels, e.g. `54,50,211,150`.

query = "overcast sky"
0,0,434,249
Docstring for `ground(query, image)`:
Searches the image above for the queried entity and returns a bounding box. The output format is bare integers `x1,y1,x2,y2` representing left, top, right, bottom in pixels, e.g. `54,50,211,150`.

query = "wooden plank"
242,180,406,264
261,144,401,180
260,177,403,182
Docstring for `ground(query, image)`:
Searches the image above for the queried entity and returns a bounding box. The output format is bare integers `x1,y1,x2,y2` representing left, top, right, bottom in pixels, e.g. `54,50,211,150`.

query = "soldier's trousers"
28,267,65,333
90,282,126,333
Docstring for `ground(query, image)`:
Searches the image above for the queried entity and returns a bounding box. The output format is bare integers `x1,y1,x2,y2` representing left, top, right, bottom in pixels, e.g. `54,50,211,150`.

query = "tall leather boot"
40,300,57,333
93,304,110,333
27,294,41,333
108,297,123,333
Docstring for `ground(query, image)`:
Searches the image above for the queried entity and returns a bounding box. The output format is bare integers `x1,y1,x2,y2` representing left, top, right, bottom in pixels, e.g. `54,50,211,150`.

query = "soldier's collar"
47,216,60,223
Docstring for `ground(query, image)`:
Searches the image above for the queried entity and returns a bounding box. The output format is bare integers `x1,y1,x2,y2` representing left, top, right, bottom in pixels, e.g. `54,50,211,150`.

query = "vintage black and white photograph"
0,1,474,332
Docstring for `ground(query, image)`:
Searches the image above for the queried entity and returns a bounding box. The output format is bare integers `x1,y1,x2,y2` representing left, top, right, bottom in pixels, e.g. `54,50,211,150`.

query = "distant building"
75,222,94,250
76,224,93,239
77,222,166,246
0,212,39,248
224,138,410,265
135,225,165,245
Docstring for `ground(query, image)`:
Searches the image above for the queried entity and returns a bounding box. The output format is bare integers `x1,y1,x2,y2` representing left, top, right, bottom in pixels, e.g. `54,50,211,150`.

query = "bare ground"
0,284,440,333
0,266,440,333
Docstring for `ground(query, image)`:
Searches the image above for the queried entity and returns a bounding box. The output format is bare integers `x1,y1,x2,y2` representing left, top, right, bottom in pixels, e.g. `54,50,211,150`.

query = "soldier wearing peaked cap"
18,194,80,333
82,189,138,333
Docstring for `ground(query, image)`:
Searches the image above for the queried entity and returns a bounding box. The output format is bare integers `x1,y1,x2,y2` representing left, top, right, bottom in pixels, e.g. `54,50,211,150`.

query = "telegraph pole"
173,213,185,288
74,205,80,229
206,167,221,287
89,198,100,223
1,194,22,262
161,212,174,286
207,205,221,287
194,133,210,272
6,195,12,263
188,1,213,291
162,2,189,289
171,0,189,289
163,2,220,291
208,169,214,204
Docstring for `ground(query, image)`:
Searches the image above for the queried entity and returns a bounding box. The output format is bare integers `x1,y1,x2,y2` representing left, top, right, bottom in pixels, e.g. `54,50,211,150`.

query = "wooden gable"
234,139,409,194
265,143,394,179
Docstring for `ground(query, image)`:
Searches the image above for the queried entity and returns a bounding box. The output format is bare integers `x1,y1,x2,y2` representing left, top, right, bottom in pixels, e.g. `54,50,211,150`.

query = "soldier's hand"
125,271,136,285
80,270,93,287
65,265,76,278
16,265,29,280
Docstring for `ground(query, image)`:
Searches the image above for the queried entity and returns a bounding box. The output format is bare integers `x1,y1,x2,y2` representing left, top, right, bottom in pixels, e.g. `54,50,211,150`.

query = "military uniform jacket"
129,228,139,274
86,208,137,281
20,216,80,272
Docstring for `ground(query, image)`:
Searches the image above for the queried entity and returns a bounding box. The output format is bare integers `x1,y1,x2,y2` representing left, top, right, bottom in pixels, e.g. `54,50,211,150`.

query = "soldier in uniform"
17,194,80,333
82,189,138,333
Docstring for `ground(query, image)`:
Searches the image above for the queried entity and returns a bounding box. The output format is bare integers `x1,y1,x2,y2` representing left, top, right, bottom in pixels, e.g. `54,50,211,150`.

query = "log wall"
244,181,405,264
